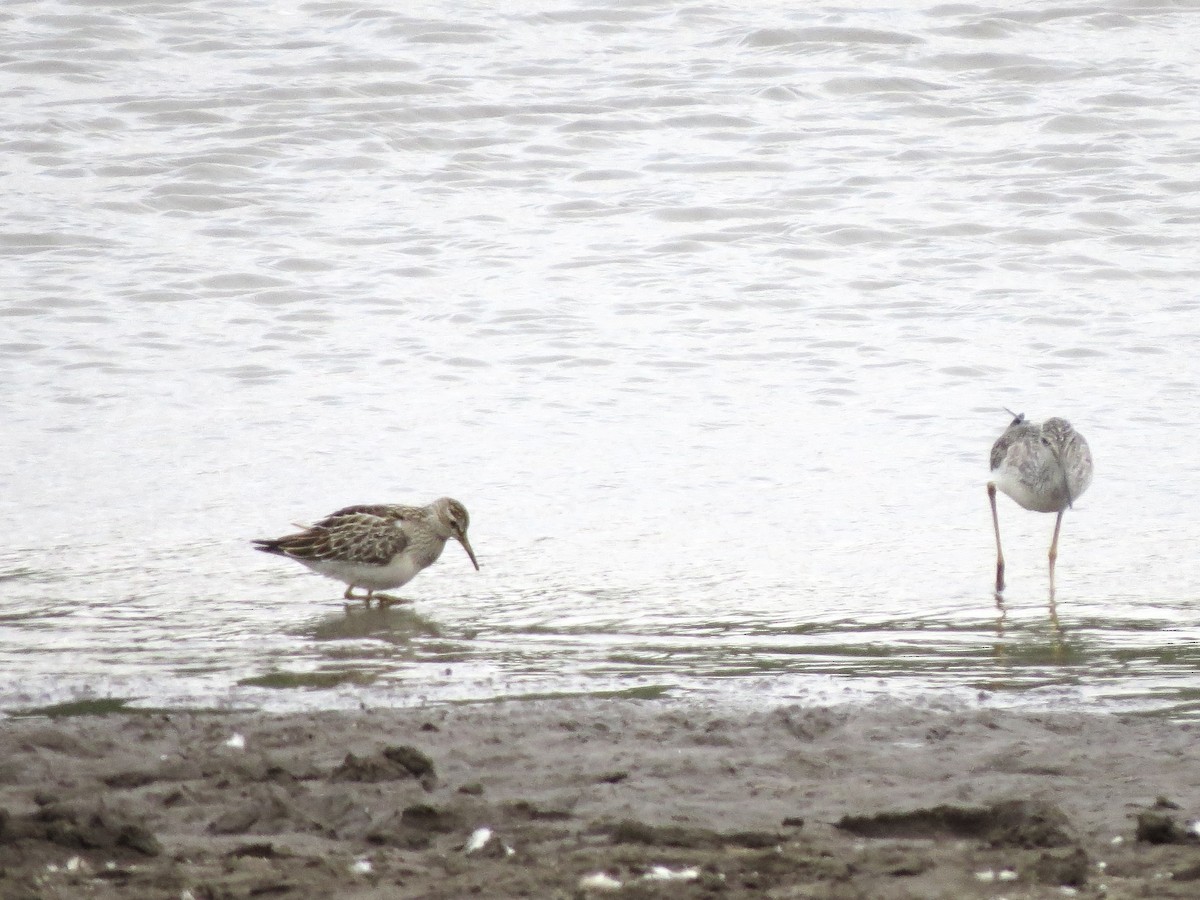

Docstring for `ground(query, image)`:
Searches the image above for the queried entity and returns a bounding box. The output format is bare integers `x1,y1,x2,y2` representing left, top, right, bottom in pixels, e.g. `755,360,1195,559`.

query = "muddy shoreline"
2,699,1199,898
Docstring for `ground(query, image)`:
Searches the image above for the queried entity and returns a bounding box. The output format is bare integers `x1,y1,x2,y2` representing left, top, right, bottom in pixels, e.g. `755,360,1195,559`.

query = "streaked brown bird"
254,497,479,607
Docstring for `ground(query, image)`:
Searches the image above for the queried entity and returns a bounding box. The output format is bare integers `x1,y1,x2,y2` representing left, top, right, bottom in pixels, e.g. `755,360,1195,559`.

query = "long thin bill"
459,535,480,570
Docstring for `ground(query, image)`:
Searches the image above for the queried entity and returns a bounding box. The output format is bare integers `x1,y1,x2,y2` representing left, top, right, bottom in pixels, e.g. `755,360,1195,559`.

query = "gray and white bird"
254,497,479,607
987,413,1093,595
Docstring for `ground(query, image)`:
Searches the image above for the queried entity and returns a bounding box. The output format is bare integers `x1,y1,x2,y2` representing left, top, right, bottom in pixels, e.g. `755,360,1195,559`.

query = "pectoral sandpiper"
254,497,479,607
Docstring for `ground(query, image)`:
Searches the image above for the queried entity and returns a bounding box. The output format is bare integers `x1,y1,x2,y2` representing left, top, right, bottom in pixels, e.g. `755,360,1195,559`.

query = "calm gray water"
3,0,1200,716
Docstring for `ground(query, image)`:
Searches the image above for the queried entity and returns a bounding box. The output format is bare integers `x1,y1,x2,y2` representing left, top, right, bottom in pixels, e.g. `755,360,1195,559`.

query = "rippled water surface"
3,0,1200,715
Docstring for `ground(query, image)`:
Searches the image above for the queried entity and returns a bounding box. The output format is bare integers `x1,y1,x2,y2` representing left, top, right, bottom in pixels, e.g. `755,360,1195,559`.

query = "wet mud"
1,700,1199,898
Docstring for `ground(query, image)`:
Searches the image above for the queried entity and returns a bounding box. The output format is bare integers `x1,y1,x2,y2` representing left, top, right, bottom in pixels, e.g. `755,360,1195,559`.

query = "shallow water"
3,0,1200,716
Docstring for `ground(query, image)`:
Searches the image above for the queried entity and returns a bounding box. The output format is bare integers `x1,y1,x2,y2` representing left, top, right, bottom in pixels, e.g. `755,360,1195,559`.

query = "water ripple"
1,0,1199,714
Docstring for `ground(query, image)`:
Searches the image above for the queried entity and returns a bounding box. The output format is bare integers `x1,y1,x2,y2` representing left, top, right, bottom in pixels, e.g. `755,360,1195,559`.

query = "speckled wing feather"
989,433,1010,472
1041,417,1092,507
315,504,422,526
255,512,409,566
989,421,1037,472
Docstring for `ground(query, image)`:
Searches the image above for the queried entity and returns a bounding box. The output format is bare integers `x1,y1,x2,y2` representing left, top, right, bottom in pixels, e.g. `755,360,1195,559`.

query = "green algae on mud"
6,698,250,718
7,697,142,718
450,684,673,705
236,669,377,690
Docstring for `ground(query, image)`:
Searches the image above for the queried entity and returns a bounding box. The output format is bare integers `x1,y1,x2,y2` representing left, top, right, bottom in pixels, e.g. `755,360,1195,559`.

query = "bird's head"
433,497,479,571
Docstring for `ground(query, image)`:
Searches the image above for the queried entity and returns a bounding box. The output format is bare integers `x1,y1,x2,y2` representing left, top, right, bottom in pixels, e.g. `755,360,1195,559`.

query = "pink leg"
988,483,1005,593
1048,510,1064,600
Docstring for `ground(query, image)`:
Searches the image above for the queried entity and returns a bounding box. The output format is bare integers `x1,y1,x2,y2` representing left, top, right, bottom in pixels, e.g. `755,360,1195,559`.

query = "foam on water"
2,0,1200,714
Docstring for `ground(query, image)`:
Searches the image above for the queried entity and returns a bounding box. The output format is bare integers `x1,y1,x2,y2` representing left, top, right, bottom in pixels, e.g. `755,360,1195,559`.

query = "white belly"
302,554,424,590
992,464,1072,513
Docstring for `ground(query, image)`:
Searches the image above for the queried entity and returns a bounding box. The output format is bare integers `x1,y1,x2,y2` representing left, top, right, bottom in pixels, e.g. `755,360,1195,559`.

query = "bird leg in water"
1048,510,1064,600
987,482,1006,593
342,585,375,608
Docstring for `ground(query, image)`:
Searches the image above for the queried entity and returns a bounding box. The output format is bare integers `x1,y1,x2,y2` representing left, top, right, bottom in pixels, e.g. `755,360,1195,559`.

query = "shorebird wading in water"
254,497,479,607
987,413,1092,596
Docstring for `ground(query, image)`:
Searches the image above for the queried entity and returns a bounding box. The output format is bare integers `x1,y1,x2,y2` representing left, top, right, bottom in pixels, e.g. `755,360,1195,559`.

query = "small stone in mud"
463,827,513,858
102,770,159,789
329,745,436,791
457,782,484,795
329,752,394,783
1030,846,1089,886
727,831,786,849
462,826,492,854
605,820,720,848
885,853,934,877
229,842,280,858
1173,862,1200,881
365,802,464,850
400,803,460,834
506,800,573,822
579,871,622,891
782,816,805,828
596,770,628,784
1135,811,1188,844
382,745,436,784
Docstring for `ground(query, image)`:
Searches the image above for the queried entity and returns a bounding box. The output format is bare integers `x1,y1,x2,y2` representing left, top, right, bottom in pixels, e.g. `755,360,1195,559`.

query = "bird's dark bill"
459,536,480,570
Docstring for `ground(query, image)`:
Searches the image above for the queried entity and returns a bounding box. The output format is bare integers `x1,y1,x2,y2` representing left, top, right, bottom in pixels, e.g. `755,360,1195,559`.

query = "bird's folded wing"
275,513,409,566
318,504,412,524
